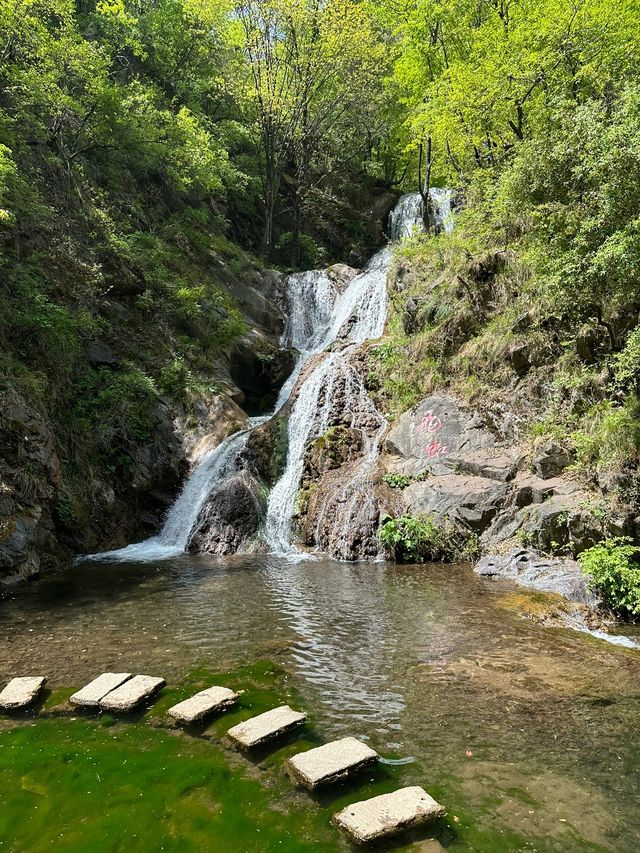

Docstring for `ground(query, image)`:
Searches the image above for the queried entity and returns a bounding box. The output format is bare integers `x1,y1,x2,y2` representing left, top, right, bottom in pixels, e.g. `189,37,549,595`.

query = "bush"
379,513,478,563
614,328,640,391
578,538,640,618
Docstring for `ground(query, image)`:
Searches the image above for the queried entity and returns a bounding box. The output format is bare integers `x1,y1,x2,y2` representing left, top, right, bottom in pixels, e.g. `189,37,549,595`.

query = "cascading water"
88,190,451,562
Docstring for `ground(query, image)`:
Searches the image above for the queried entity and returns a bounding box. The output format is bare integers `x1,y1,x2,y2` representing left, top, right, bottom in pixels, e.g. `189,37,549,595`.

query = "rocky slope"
0,263,287,583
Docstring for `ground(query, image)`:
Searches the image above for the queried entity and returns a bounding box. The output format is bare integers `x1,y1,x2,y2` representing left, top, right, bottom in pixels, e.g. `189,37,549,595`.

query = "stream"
1,554,640,850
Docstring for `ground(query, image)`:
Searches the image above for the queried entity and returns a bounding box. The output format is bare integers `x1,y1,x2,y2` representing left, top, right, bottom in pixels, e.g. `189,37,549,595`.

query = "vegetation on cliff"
2,0,640,578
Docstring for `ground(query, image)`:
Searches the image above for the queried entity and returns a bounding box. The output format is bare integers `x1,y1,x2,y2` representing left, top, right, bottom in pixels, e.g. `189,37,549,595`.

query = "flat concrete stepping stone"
333,786,445,843
0,677,47,710
227,705,307,748
168,686,239,724
70,673,132,708
287,737,379,789
99,675,165,712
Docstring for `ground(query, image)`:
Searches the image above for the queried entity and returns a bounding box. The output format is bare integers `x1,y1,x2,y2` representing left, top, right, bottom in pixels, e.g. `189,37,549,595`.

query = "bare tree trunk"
418,135,432,231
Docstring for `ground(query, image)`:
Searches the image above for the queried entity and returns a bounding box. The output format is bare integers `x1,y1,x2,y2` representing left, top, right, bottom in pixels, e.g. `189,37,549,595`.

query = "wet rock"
244,417,288,487
188,473,263,555
129,402,185,495
327,264,360,292
230,342,298,414
475,548,599,606
532,441,572,479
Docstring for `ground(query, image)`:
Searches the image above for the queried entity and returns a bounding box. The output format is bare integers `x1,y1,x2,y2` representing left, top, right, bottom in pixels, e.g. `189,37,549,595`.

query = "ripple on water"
1,555,640,850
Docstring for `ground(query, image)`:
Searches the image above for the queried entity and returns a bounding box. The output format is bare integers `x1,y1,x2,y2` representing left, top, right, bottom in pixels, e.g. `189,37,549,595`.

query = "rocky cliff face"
381,393,637,558
0,264,287,583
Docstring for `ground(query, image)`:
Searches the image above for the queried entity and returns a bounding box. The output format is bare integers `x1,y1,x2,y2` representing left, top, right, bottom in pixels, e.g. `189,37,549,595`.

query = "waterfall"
87,190,451,562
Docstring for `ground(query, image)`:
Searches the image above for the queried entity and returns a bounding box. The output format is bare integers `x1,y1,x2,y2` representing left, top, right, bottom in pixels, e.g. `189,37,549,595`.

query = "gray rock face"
403,475,509,531
532,441,572,479
475,549,599,605
386,395,496,471
381,392,628,559
188,473,263,555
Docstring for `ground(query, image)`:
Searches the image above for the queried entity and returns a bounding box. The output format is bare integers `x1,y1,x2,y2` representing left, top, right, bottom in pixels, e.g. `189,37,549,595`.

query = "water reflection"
1,555,640,848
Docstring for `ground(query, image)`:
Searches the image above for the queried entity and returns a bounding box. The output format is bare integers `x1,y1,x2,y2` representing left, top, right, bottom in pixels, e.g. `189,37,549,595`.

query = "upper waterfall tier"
87,189,452,562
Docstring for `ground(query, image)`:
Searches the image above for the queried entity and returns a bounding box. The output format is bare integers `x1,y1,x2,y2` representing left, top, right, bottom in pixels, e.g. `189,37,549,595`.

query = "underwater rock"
475,548,599,606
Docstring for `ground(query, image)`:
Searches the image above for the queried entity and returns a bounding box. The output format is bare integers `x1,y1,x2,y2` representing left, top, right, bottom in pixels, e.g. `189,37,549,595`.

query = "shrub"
614,328,640,391
578,538,640,618
383,473,412,489
379,513,478,563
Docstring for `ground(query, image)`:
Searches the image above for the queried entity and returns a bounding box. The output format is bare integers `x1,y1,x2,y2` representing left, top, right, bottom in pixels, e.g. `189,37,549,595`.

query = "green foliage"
579,538,640,618
379,513,478,563
571,397,640,474
383,473,412,490
614,328,640,392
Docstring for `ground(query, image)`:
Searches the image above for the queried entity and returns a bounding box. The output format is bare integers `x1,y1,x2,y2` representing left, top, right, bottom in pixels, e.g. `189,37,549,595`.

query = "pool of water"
1,555,639,850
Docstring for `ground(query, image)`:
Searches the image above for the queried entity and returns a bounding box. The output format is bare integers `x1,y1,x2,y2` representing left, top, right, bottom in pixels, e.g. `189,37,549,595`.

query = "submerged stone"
167,686,239,724
226,705,307,748
332,786,445,843
70,673,132,708
98,675,165,712
287,736,379,789
0,676,47,710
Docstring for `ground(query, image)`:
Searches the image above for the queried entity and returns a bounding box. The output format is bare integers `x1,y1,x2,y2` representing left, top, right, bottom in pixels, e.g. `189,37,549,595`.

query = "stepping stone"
0,676,47,710
99,675,165,712
287,736,379,789
167,686,239,725
333,786,445,843
227,705,307,748
70,673,132,708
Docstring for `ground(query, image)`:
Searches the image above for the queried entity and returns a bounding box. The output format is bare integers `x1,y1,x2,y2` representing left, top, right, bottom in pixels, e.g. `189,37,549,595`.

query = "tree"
236,0,388,258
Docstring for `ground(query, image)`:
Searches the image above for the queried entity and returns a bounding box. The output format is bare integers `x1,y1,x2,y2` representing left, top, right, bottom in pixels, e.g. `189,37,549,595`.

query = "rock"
243,417,288,487
332,786,445,843
576,324,606,363
508,342,531,377
188,473,263,555
445,448,524,483
287,737,379,789
86,340,119,367
167,686,239,725
475,549,599,605
403,297,419,334
532,441,572,479
385,395,496,471
226,705,307,748
327,264,360,292
70,673,132,708
0,676,47,710
402,475,509,531
98,675,165,712
229,342,298,414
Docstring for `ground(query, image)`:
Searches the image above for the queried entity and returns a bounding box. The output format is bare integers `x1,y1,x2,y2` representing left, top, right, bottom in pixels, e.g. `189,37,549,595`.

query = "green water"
1,555,639,851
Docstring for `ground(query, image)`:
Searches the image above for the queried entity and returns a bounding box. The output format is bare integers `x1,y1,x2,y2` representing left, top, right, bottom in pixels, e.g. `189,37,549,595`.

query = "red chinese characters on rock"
419,409,449,459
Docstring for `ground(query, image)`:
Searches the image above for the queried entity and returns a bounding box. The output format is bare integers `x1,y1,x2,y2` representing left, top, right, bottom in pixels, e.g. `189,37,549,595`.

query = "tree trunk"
418,135,432,232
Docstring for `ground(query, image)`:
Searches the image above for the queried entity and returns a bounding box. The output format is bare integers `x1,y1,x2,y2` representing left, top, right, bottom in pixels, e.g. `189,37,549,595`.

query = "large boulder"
402,475,509,531
475,549,599,606
385,394,496,475
188,473,263,555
